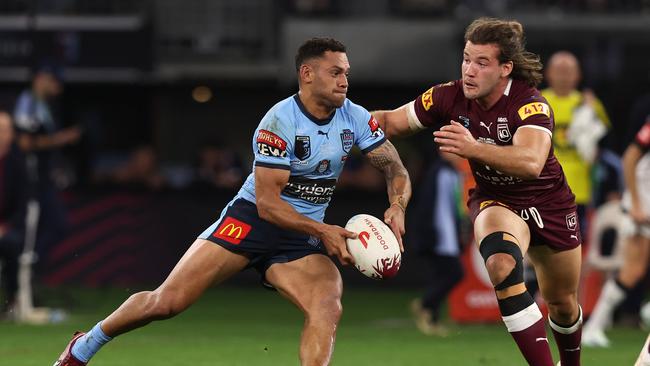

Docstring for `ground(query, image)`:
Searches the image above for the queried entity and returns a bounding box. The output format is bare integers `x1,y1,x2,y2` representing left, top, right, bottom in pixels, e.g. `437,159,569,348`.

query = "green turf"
0,287,645,365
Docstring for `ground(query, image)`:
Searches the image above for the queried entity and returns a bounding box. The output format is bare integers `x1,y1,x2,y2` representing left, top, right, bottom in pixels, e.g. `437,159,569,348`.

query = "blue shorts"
198,198,327,275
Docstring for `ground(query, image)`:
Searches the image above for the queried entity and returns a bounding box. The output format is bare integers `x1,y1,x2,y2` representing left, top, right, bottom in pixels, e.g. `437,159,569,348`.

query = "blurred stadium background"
1,0,650,365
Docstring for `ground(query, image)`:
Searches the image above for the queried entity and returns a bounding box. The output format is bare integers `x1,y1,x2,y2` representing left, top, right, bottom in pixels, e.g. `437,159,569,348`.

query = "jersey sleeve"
252,109,295,170
410,81,458,129
349,102,386,154
635,121,650,152
512,94,554,138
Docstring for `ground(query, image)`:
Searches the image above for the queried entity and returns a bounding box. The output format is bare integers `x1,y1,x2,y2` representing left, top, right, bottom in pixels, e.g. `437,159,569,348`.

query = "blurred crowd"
2,0,649,16
287,0,650,16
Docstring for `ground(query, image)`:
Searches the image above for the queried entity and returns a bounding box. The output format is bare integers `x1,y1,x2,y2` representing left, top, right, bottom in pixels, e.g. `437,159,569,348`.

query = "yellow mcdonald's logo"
219,223,243,239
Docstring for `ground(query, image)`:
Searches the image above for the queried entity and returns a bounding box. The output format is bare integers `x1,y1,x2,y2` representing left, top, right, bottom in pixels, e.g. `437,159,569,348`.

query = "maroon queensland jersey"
410,79,575,208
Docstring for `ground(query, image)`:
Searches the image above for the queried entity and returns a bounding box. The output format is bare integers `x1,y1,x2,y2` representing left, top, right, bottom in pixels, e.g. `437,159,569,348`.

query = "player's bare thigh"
101,239,250,336
158,238,250,297
474,205,531,252
527,244,581,304
619,235,650,286
265,254,342,312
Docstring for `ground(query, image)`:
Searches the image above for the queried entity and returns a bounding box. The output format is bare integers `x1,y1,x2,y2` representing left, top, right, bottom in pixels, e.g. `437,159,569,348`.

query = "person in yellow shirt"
542,51,610,235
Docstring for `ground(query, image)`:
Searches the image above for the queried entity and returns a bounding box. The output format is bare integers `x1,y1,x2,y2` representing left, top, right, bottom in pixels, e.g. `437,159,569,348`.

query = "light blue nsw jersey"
235,94,386,221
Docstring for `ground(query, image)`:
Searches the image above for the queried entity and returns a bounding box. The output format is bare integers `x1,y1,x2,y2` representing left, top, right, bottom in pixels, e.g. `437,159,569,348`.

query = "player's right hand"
320,224,357,266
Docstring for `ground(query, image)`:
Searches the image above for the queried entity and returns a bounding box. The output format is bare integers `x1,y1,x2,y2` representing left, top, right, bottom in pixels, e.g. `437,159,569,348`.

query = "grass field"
0,287,645,365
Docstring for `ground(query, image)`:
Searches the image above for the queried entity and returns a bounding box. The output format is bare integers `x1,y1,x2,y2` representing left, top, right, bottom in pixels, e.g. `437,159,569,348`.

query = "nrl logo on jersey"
458,116,470,128
566,212,577,231
340,129,354,153
497,123,511,142
295,136,311,160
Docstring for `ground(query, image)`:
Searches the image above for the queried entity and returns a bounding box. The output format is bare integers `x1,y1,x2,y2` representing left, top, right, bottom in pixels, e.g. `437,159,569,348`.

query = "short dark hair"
465,18,543,87
295,37,346,72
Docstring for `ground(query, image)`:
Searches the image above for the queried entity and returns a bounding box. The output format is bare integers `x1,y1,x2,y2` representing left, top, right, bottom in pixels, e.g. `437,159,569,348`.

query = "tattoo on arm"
366,140,411,204
367,140,399,171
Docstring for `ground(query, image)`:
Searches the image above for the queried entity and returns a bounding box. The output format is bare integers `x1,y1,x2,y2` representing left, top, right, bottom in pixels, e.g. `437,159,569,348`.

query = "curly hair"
464,18,543,87
295,37,347,72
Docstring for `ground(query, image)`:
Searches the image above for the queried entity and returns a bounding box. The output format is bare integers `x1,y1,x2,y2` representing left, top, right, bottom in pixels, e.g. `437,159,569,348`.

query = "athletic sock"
586,278,627,331
500,292,555,366
549,306,582,366
71,321,113,362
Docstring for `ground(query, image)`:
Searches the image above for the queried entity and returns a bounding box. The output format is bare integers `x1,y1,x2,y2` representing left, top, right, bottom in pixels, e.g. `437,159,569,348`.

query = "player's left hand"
433,120,478,159
384,205,405,252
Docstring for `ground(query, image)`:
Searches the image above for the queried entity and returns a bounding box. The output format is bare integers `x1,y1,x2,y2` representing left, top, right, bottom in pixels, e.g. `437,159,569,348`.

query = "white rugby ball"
345,214,401,279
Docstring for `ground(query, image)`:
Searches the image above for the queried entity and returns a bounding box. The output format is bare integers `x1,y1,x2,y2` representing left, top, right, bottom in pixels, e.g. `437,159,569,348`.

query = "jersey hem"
254,161,291,170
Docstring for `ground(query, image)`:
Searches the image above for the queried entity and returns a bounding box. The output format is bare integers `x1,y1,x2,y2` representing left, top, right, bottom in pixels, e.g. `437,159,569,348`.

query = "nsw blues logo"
295,136,311,160
340,129,354,153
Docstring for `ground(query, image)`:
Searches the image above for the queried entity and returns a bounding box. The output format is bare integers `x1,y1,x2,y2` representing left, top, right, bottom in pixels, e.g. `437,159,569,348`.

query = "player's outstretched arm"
434,121,550,180
365,140,411,251
372,104,418,139
254,166,356,264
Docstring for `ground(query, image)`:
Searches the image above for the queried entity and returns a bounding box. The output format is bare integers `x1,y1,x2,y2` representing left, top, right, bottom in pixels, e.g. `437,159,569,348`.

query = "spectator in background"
0,112,27,318
542,51,610,235
94,145,166,190
13,64,80,266
582,111,650,348
409,150,466,336
195,141,245,190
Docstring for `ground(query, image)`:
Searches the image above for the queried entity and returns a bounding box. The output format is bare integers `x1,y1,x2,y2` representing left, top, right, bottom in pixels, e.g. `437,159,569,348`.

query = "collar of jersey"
293,94,335,126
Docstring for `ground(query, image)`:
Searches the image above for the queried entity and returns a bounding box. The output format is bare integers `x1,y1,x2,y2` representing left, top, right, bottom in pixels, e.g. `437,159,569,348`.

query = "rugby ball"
345,214,401,280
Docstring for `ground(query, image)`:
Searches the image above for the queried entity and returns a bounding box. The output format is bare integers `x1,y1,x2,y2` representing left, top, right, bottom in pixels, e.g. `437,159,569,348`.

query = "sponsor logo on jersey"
517,102,550,121
497,123,511,142
367,116,384,139
312,159,332,175
308,235,321,246
213,216,252,245
566,212,577,231
475,170,522,185
295,136,311,160
421,87,434,111
257,129,287,157
477,137,496,145
317,130,329,138
479,121,492,133
497,117,508,123
340,128,354,153
458,115,470,128
282,177,336,204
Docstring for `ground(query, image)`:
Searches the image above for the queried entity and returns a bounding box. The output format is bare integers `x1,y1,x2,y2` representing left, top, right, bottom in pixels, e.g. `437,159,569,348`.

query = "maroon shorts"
467,189,581,251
